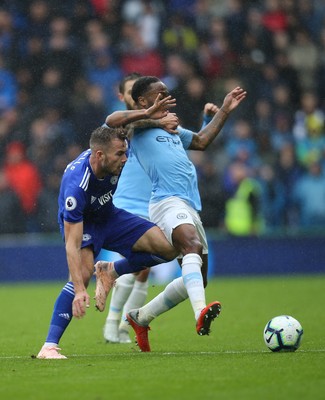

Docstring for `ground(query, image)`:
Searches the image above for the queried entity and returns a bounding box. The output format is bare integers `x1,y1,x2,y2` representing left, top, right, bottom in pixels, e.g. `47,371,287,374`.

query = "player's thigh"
172,222,202,252
133,225,177,259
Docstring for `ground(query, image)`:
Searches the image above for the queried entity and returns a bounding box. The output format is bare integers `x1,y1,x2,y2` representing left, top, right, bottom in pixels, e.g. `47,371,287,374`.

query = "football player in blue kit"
37,96,179,359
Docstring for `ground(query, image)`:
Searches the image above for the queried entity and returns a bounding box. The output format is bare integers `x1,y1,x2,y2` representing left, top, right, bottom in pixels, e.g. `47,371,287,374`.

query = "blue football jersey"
58,149,120,228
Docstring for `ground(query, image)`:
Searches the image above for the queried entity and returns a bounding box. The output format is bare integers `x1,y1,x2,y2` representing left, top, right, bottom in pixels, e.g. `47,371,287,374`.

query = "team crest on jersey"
177,213,188,220
110,176,118,185
65,196,77,211
82,234,92,242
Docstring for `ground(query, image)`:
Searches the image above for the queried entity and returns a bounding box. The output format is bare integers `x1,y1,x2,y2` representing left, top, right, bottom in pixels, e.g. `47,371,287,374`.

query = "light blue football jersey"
130,126,202,211
113,147,152,219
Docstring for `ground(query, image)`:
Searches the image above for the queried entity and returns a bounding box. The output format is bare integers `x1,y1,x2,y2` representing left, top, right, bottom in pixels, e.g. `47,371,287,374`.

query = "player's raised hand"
203,103,219,117
146,93,177,119
72,289,90,318
221,87,247,114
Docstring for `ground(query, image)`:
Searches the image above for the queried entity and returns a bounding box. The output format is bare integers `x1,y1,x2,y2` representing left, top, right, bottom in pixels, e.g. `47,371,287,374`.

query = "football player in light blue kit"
102,132,154,343
37,119,179,358
103,74,219,344
102,73,180,344
101,76,247,351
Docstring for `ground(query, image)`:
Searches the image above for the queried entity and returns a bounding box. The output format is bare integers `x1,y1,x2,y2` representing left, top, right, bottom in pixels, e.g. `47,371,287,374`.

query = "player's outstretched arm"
131,112,179,134
189,87,247,151
106,94,176,128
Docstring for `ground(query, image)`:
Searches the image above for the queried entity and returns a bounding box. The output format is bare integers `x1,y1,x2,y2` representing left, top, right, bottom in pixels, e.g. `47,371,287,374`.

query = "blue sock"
114,253,168,275
44,282,74,345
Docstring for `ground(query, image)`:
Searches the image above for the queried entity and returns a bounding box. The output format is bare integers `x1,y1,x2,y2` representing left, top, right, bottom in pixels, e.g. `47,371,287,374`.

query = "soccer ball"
263,315,303,352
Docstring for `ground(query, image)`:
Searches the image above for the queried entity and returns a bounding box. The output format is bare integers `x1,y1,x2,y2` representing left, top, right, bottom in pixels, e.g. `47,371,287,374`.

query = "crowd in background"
0,0,325,236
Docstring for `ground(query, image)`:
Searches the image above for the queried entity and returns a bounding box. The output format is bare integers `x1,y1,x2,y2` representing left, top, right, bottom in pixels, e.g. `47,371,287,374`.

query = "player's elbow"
105,112,122,127
189,135,208,151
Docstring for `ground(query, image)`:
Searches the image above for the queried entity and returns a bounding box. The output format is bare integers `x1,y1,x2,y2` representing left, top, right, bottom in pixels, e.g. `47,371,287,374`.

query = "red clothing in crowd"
4,141,43,214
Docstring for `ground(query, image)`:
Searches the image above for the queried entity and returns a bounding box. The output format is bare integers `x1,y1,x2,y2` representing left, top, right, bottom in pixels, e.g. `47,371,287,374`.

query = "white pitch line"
0,349,324,360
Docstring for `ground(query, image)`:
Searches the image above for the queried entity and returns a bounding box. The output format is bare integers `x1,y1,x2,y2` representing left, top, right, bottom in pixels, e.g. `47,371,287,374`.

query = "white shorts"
149,196,208,256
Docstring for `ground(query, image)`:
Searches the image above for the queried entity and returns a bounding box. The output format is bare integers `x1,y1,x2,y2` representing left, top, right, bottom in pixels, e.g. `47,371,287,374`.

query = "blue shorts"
61,207,156,259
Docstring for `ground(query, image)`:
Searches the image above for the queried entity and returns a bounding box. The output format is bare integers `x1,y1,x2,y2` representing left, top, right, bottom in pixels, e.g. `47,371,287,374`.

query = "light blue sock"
182,254,205,320
44,282,75,345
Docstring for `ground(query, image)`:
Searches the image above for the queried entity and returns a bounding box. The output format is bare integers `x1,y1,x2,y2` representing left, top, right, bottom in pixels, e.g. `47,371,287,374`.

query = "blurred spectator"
85,30,123,112
161,12,199,55
32,66,69,113
3,141,42,231
273,50,300,106
25,0,50,40
224,161,264,236
122,0,163,50
197,17,237,81
271,83,295,119
257,163,286,230
270,112,294,152
293,160,325,227
0,168,25,234
293,91,324,141
193,0,215,38
0,108,22,162
119,21,164,77
274,143,303,226
243,6,273,63
166,0,197,20
36,164,61,233
224,0,246,53
162,52,196,91
295,114,325,168
297,0,324,41
27,116,55,175
19,35,46,89
190,151,225,228
287,28,320,91
254,98,273,135
225,119,260,168
45,16,82,88
261,0,288,34
69,0,94,40
171,75,209,131
35,143,81,232
317,27,325,108
0,54,17,114
0,8,18,66
71,82,107,149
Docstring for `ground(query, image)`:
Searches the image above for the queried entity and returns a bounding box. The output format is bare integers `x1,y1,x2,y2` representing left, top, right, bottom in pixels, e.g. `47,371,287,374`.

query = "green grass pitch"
0,275,324,400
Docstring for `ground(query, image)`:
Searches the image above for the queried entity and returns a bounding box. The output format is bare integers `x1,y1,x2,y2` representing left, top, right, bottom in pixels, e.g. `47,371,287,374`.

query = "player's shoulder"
134,126,163,136
65,150,90,172
177,126,194,136
62,150,91,186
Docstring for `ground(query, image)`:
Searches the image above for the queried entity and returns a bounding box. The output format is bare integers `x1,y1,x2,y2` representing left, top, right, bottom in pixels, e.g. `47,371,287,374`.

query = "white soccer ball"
263,315,303,352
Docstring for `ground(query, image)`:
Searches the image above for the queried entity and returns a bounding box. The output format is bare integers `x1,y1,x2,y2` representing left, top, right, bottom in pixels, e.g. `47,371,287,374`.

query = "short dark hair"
119,72,142,94
131,76,160,102
89,126,127,150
